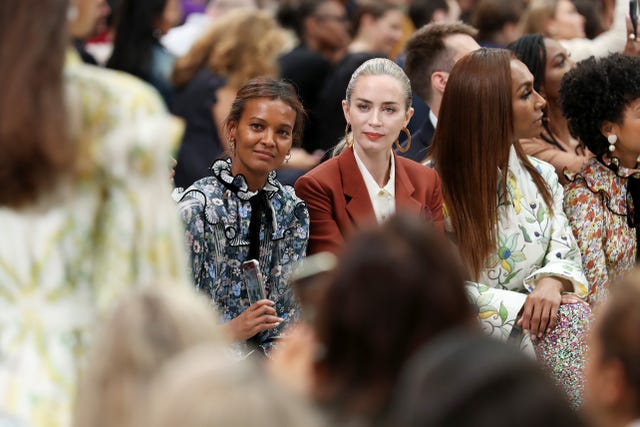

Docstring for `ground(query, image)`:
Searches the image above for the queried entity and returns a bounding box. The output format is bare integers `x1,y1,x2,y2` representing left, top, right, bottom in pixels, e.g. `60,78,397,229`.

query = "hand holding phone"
242,259,266,304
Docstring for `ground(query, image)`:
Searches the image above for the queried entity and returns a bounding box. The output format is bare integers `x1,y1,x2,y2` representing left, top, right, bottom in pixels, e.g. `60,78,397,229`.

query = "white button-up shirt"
353,149,396,224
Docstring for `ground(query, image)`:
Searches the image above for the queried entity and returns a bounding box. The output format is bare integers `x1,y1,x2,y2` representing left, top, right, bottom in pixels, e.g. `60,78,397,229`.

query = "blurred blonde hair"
520,0,558,36
172,9,287,89
73,286,225,427
146,343,327,427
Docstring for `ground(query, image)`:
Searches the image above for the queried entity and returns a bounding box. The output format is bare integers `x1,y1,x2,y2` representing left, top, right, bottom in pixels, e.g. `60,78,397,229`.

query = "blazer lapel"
394,154,424,214
338,147,376,227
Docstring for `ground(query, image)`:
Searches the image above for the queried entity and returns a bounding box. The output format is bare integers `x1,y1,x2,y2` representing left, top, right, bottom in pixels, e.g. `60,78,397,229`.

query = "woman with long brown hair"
431,48,589,405
0,0,191,425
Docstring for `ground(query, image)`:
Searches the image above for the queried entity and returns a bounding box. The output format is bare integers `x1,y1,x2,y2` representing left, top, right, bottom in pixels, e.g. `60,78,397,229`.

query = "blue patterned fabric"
175,159,309,354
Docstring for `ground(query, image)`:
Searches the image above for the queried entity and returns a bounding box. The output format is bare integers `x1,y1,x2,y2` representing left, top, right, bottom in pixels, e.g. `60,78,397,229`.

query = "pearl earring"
608,134,618,152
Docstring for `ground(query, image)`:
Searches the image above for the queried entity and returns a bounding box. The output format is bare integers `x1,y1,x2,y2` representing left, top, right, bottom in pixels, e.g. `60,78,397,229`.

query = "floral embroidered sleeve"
563,182,607,303
177,191,210,291
522,161,588,297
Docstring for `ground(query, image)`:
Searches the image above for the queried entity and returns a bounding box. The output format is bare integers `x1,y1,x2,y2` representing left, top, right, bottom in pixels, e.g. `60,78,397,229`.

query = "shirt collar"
353,148,395,198
429,109,438,129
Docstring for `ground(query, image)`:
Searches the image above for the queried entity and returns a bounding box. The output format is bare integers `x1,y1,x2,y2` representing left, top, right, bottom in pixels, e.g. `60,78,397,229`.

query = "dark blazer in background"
397,107,435,163
295,146,443,255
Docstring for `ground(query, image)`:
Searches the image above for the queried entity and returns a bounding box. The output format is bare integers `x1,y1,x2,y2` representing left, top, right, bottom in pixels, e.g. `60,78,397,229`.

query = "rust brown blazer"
294,147,444,255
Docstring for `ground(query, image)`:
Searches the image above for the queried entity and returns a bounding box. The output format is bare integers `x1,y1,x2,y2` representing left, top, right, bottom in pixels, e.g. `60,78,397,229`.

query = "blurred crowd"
2,0,640,426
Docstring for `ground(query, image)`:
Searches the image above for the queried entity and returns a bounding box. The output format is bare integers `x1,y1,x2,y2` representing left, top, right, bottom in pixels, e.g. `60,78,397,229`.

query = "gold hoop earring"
344,123,353,147
395,127,411,153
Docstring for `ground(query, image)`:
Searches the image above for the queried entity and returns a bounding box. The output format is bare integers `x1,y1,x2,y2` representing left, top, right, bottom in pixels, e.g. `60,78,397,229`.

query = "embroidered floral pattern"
475,146,587,297
0,51,189,427
564,156,639,305
176,159,309,355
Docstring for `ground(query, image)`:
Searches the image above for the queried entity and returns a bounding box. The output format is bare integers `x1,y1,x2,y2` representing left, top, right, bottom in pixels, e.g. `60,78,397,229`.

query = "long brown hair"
0,0,74,208
431,48,553,279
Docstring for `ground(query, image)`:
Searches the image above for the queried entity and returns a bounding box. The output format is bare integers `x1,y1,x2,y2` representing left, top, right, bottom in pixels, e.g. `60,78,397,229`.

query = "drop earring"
608,134,617,152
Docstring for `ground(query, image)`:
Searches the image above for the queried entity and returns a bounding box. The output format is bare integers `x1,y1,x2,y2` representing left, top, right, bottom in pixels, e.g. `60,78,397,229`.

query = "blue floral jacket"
175,159,309,354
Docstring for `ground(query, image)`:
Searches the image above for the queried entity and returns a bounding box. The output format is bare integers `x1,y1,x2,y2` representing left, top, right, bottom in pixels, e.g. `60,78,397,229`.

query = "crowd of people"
2,0,640,426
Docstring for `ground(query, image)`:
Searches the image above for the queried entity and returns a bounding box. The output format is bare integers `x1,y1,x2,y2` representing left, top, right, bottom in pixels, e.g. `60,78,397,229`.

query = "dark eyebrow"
248,116,293,129
354,98,400,105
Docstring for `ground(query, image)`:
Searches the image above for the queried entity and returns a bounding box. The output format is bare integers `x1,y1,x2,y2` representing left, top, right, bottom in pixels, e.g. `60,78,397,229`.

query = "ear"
404,106,415,127
305,16,318,38
431,71,449,97
226,120,237,151
342,99,350,124
600,120,617,138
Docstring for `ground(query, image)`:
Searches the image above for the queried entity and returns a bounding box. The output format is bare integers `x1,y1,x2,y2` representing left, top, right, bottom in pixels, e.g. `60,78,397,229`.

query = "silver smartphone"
242,259,266,304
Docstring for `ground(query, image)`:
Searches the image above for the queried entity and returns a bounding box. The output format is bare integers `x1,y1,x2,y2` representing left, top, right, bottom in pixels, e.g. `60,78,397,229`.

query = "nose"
262,128,276,146
534,91,546,110
369,109,382,127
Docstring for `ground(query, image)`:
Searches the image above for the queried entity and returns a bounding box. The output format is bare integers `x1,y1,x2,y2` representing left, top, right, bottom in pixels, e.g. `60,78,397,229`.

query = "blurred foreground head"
387,330,587,427
73,286,224,427
312,213,476,422
584,268,640,427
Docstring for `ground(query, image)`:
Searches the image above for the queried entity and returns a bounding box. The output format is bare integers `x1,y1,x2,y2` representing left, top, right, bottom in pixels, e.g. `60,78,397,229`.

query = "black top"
310,51,381,153
171,69,226,188
278,44,332,154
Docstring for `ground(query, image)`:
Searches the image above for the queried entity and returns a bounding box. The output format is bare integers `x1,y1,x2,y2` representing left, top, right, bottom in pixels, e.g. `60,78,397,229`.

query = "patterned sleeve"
176,192,210,291
522,161,588,297
259,195,310,354
563,182,607,303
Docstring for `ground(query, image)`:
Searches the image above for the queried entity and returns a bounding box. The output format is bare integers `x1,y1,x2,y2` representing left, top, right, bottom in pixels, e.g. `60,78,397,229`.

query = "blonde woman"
295,58,443,255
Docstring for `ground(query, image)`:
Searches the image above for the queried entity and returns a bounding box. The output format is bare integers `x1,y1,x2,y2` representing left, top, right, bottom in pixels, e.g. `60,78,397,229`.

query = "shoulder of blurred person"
65,50,184,179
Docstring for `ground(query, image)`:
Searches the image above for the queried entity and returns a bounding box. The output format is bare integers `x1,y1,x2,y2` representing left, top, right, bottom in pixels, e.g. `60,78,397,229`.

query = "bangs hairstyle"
225,77,306,148
431,48,553,279
172,9,286,90
0,0,73,208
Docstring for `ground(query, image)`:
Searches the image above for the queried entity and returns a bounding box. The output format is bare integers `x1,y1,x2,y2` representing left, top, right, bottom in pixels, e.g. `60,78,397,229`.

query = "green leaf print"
518,225,532,243
499,301,508,323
